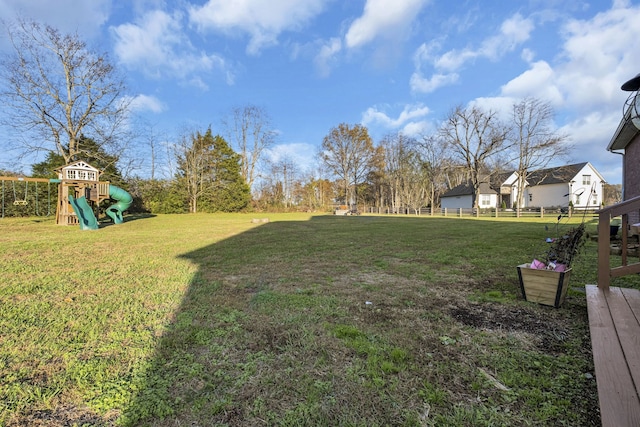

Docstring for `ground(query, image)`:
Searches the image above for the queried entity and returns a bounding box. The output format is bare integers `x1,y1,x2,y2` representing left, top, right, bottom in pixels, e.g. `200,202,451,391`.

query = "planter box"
517,263,572,308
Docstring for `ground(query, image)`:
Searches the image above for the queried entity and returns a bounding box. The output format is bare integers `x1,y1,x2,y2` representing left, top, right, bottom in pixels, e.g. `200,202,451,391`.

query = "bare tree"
417,134,452,209
298,172,332,211
224,105,276,190
379,133,416,212
175,130,211,213
439,105,510,209
401,156,430,215
603,183,622,206
0,19,130,165
509,97,570,209
363,145,387,210
267,155,299,208
320,123,375,207
131,120,171,180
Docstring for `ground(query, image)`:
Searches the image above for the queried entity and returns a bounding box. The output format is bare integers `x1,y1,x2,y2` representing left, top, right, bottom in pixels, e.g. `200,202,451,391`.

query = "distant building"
440,182,497,210
440,162,605,210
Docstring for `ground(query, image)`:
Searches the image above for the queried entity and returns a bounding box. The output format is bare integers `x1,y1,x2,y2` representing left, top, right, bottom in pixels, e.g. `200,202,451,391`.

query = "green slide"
68,194,99,230
105,185,133,224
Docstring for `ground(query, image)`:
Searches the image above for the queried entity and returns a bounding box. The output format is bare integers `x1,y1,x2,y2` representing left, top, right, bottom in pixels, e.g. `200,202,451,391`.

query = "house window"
592,193,598,205
583,175,591,185
481,195,490,206
575,194,581,205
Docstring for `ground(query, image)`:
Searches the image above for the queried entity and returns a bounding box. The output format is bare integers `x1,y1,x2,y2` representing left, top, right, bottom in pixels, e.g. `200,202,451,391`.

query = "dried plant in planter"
544,222,586,269
519,217,588,307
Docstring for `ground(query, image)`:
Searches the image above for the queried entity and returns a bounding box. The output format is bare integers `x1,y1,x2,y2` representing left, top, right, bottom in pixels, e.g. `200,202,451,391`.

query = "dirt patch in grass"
5,405,115,427
449,302,571,353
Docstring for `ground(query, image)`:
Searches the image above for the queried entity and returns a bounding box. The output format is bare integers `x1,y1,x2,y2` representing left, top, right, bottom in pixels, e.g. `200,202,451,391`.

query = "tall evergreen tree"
176,128,250,213
204,133,251,212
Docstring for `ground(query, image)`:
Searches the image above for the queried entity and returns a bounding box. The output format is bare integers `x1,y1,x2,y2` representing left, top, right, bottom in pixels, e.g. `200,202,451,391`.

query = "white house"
523,162,605,209
440,162,605,209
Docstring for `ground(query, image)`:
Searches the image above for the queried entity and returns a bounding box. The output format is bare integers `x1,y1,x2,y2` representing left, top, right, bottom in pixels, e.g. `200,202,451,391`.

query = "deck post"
598,210,611,290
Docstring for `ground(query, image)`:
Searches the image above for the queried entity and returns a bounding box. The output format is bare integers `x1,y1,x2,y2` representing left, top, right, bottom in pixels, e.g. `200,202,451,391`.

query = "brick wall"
623,134,640,224
624,134,640,199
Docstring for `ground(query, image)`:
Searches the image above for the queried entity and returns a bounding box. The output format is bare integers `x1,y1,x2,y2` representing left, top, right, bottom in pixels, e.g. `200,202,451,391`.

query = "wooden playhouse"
54,161,111,226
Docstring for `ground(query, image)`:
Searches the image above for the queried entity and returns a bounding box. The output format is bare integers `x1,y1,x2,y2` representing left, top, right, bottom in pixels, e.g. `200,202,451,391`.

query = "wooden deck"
586,285,640,427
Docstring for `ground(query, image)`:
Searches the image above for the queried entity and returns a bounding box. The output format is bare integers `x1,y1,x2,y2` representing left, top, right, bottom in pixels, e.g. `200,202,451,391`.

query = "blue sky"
1,0,639,184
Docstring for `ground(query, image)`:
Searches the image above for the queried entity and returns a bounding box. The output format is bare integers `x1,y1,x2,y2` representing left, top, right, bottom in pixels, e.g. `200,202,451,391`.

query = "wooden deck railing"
597,195,640,290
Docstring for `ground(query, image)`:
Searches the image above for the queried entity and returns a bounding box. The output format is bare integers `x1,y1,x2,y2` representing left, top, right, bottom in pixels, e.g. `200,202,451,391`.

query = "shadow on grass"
96,213,156,227
119,215,600,426
121,216,375,425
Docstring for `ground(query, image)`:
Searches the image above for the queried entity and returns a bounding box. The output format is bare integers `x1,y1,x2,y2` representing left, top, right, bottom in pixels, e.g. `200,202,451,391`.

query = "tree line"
2,18,619,216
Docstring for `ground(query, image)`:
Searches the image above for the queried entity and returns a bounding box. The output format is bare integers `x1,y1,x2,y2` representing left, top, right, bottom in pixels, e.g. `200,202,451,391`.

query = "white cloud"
467,96,517,122
188,0,327,55
483,2,640,184
410,72,458,94
433,49,476,72
345,0,430,49
312,0,429,77
411,13,534,94
314,37,342,77
500,61,563,106
555,3,640,112
265,142,317,172
412,40,440,66
558,110,625,182
128,94,166,113
0,0,110,39
410,40,461,92
401,120,431,137
437,13,534,70
521,48,535,63
362,103,430,127
362,103,431,136
560,111,620,148
111,9,230,88
484,13,534,58
497,2,640,120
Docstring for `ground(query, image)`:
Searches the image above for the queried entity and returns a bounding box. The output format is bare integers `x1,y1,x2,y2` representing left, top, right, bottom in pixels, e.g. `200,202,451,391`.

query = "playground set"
0,160,132,230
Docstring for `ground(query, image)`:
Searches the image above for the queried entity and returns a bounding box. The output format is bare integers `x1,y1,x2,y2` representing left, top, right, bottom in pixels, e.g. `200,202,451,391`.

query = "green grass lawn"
0,212,629,426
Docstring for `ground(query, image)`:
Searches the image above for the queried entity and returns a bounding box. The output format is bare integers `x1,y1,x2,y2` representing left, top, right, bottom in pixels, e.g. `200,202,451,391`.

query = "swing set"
0,176,56,218
1,161,133,229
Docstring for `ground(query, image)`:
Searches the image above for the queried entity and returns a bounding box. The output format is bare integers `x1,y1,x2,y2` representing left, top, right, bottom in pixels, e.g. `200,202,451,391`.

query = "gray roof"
490,171,516,190
441,181,497,198
526,162,588,186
